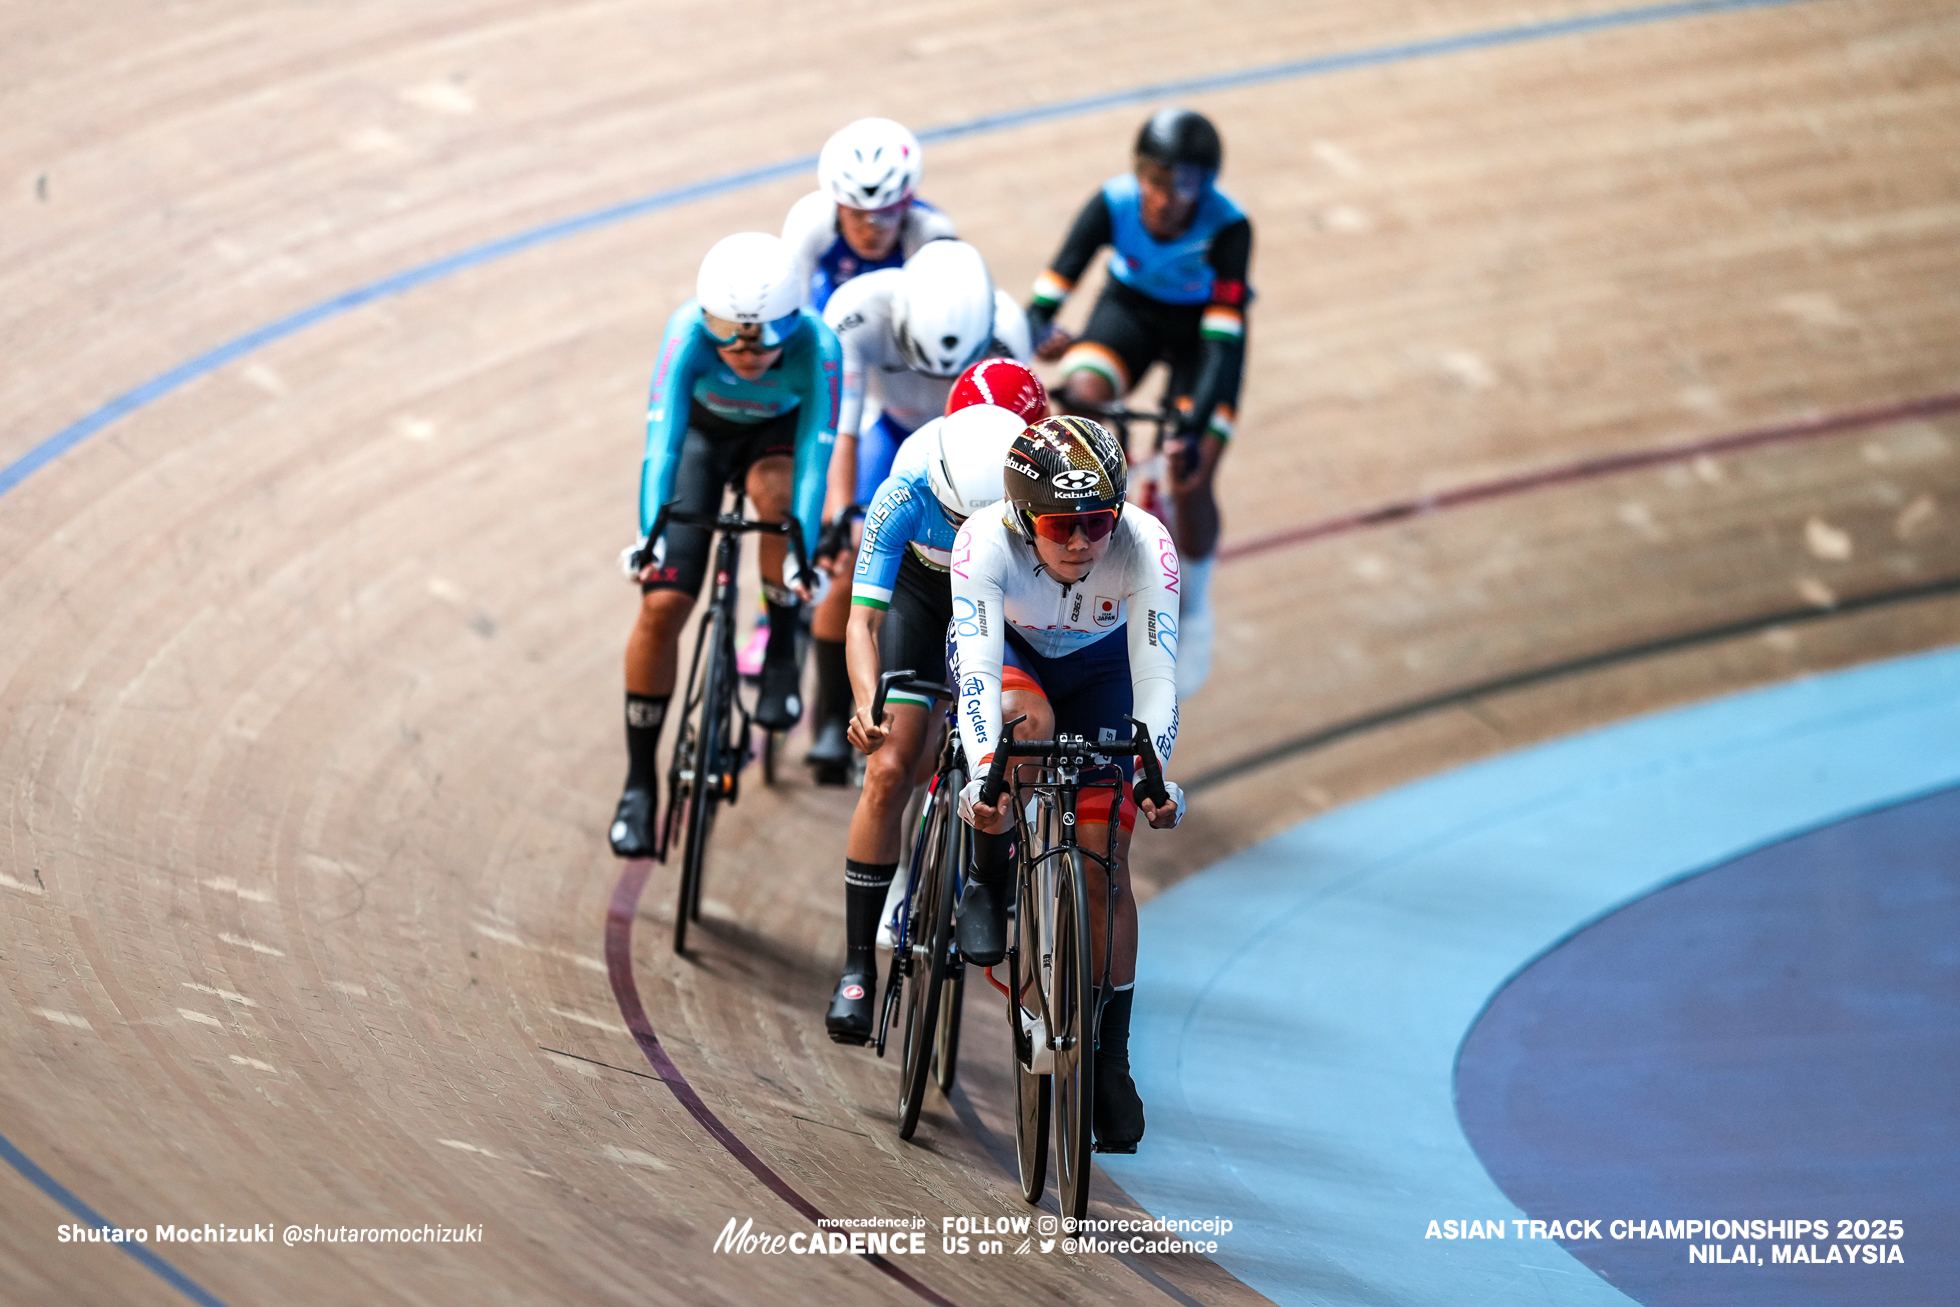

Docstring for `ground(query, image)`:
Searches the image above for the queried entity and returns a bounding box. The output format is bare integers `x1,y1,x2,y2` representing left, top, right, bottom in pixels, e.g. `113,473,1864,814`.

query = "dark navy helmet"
1134,107,1222,175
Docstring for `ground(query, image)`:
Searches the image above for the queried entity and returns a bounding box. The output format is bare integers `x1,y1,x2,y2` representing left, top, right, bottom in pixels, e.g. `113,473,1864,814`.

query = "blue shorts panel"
855,411,912,507
1001,626,1136,781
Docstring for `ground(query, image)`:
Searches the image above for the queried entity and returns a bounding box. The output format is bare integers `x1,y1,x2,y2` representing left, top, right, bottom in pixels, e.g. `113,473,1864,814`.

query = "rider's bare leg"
1060,368,1116,412
1081,820,1138,988
846,702,934,864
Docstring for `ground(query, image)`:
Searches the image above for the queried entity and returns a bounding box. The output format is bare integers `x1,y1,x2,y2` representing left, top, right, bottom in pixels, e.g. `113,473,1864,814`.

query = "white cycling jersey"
823,270,1033,439
781,190,957,309
948,503,1181,769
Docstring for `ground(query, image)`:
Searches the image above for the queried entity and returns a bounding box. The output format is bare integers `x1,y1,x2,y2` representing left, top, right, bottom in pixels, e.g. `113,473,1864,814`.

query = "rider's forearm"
845,604,885,711
1179,335,1243,442
824,432,857,518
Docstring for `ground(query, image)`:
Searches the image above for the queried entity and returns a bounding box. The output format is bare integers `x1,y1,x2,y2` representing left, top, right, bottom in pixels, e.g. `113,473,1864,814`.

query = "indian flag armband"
1032,269,1074,307
1199,305,1244,341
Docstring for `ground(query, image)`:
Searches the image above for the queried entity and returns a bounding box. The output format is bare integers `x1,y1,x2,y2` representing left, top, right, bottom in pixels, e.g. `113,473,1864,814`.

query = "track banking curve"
5,1,1955,1305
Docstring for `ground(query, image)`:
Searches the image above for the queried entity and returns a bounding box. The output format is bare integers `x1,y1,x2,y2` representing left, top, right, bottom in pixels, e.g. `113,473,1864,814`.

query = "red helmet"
945,357,1049,424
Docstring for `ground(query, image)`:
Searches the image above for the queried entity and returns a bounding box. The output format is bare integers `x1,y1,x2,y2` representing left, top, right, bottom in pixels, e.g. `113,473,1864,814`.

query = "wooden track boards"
3,2,1958,1303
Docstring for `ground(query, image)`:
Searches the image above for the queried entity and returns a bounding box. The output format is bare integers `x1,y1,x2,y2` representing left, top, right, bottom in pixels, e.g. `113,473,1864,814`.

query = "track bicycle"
975,714,1170,1220
862,670,969,1141
637,487,809,954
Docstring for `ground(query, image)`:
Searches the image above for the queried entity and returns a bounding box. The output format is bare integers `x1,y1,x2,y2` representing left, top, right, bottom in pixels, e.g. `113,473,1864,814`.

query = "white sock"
1175,554,1215,697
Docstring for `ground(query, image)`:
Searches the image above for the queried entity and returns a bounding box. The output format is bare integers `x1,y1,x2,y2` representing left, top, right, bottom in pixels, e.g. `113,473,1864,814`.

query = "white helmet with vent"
819,118,922,211
696,232,802,345
894,240,995,378
927,403,1025,519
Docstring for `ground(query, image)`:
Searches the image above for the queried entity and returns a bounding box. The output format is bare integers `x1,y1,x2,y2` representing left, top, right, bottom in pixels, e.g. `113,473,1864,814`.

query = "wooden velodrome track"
4,1,1958,1303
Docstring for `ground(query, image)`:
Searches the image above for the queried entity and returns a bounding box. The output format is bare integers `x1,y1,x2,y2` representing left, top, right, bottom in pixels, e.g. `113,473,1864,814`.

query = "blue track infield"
1456,784,1959,1305
1098,645,1960,1306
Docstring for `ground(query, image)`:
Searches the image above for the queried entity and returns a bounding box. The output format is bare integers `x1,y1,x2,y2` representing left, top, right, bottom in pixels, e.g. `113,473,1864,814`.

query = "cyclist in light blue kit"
609,232,840,858
822,361,1049,1043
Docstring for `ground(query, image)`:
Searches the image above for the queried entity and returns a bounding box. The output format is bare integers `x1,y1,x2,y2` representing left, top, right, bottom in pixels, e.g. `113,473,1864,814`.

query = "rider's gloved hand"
620,534,666,582
959,776,1015,833
1139,780,1185,829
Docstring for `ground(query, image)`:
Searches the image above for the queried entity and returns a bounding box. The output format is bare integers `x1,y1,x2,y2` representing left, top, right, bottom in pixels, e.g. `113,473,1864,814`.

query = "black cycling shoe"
805,717,852,786
955,878,1009,967
754,656,803,731
608,786,657,859
825,971,876,1045
1092,1052,1146,1153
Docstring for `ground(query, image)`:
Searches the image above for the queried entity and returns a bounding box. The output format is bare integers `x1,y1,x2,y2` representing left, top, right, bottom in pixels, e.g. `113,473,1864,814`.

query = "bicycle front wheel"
1011,857,1050,1205
931,779,967,1096
897,786,954,1139
674,617,727,953
1051,849,1096,1221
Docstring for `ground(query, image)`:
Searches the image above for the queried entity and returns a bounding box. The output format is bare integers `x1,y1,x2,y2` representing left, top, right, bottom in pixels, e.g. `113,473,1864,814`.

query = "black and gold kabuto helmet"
1003,415,1127,544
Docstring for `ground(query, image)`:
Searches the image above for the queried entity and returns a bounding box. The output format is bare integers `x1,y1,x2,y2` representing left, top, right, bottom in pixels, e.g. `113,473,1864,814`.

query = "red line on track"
603,858,961,1307
595,390,1960,1301
1217,391,1960,564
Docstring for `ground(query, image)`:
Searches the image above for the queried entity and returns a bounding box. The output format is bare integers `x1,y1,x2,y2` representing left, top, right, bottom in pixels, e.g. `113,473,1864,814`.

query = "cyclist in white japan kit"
801,240,1033,781
951,414,1185,1153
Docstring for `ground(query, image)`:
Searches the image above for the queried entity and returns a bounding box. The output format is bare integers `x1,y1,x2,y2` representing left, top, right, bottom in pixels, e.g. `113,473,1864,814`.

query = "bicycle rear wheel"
933,962,964,1096
897,788,954,1139
1051,849,1096,1221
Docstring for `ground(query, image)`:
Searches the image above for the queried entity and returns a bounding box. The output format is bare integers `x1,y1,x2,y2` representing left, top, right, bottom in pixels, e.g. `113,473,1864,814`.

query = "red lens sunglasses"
1028,508,1119,545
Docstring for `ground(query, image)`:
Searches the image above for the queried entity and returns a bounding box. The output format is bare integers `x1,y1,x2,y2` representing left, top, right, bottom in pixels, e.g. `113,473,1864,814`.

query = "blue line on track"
0,1,1832,1298
0,1128,232,1307
0,0,1824,500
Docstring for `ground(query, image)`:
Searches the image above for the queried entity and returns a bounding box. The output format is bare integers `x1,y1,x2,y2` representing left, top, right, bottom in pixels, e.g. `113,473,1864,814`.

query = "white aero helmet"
819,117,922,211
927,403,1026,520
696,232,803,346
895,240,995,378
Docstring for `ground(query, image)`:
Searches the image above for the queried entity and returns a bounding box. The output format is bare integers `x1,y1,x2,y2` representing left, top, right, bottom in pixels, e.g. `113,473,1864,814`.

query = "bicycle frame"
870,670,961,1057
1006,747,1123,1073
650,485,805,952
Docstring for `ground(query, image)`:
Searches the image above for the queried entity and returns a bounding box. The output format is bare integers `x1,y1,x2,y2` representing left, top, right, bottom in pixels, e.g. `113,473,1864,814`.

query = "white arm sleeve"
1122,512,1182,768
781,191,835,309
823,276,886,439
900,205,959,255
949,516,1010,770
991,290,1033,362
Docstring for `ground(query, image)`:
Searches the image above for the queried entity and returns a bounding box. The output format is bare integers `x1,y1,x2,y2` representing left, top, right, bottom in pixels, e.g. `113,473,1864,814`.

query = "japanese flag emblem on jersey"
1093,596,1118,628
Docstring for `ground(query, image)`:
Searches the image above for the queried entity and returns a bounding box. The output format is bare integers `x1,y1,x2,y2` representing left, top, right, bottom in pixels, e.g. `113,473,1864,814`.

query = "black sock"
766,596,800,664
624,693,669,790
844,858,897,974
972,828,1015,886
812,637,851,724
1097,985,1134,1062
